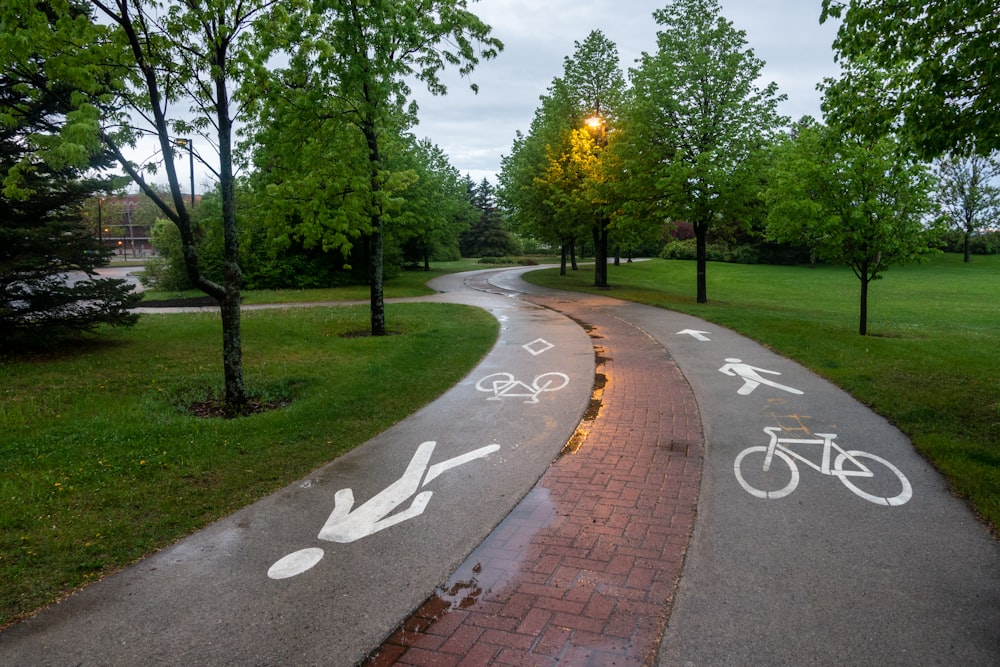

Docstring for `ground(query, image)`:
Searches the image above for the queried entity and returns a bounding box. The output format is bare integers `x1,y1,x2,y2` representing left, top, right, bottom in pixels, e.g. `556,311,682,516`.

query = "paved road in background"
2,265,998,665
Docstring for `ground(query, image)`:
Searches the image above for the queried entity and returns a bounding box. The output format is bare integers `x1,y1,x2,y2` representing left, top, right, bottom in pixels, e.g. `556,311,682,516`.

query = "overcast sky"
411,0,841,184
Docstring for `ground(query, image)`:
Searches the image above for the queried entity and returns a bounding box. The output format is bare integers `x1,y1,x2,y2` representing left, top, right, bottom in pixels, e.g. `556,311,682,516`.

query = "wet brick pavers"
364,295,704,666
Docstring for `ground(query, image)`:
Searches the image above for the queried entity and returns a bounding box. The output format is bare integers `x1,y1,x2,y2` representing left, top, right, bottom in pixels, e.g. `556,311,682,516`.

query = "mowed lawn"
0,302,497,626
524,253,999,534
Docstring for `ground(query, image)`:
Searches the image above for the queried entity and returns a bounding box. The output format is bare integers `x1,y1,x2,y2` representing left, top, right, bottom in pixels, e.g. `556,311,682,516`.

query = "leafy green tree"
765,119,939,335
619,0,786,303
499,82,584,275
0,53,139,347
273,0,501,336
561,31,626,287
0,0,290,412
935,153,1000,262
395,139,474,269
461,179,519,258
499,32,625,284
821,0,1000,157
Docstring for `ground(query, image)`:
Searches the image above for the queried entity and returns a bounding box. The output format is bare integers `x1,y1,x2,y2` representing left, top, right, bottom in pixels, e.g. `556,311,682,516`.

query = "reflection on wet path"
363,296,704,665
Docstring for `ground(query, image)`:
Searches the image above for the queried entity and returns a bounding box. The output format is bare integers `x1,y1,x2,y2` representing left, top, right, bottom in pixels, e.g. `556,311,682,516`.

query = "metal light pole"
176,138,195,206
97,197,104,245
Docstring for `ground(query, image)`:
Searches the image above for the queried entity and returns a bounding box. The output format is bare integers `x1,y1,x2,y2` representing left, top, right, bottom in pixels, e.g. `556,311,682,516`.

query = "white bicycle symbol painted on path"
475,372,569,403
734,427,912,506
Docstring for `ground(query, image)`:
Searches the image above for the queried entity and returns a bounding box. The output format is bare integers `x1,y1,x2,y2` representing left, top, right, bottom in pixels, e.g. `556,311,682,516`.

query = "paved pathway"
3,265,999,666
364,292,704,666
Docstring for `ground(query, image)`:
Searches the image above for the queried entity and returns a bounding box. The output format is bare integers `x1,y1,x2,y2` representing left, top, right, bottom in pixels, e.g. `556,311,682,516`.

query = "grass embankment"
0,301,497,626
524,254,999,533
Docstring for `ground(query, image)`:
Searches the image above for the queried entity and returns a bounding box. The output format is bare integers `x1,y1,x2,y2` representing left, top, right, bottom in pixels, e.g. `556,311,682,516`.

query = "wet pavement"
364,292,703,665
3,265,999,666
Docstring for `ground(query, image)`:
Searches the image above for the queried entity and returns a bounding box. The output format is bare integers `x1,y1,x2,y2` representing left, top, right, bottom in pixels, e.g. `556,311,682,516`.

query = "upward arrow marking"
677,329,712,342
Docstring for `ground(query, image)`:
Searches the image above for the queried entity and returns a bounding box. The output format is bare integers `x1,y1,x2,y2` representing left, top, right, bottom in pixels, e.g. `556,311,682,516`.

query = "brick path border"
364,295,704,666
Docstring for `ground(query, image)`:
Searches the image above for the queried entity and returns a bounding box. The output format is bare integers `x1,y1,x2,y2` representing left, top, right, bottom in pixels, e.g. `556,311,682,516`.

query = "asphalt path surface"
3,265,998,666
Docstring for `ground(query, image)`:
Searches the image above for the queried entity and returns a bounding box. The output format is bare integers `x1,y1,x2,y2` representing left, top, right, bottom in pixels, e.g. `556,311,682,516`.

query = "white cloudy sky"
411,0,841,184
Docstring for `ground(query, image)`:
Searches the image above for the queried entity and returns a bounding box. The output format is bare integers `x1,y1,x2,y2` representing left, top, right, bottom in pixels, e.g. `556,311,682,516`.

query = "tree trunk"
964,231,972,263
695,222,708,303
214,47,247,410
593,221,609,288
362,118,386,337
859,274,869,335
560,242,568,276
570,237,578,271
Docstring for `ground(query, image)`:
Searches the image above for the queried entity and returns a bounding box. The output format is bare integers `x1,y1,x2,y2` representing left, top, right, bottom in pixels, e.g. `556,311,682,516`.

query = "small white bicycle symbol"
734,427,912,506
475,372,570,404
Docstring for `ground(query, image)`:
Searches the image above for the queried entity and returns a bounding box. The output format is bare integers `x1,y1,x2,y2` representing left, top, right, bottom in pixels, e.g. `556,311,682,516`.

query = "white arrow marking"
677,329,712,342
317,441,500,543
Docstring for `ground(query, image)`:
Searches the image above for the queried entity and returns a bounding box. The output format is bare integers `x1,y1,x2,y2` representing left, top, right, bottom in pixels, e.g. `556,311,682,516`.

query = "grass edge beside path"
522,256,1000,536
0,302,498,627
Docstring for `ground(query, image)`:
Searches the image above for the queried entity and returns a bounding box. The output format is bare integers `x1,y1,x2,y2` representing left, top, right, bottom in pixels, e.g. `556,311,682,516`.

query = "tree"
0,0,289,412
276,0,502,336
936,153,1000,262
620,0,786,303
498,32,625,285
0,1,140,348
821,1,1000,158
499,82,584,275
0,64,139,346
764,119,939,335
461,179,519,258
395,139,476,269
562,31,626,288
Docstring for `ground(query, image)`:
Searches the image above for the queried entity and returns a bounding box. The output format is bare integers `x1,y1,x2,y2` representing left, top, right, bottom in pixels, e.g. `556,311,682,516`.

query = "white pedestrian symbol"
268,441,500,579
718,358,803,396
475,371,569,403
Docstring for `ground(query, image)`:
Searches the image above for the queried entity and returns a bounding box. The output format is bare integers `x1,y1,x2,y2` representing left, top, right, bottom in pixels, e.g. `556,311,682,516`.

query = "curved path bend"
2,266,998,666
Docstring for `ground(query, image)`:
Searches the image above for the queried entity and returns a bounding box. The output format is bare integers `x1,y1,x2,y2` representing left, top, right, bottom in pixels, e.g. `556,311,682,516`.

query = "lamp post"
583,112,609,288
175,138,195,206
97,197,104,245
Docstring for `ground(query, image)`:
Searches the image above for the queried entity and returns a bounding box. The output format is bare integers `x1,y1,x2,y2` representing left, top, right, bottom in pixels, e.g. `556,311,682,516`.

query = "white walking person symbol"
718,358,803,396
267,441,500,579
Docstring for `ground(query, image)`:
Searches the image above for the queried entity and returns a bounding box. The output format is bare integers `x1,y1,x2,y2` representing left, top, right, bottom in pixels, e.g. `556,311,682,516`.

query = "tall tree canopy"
821,0,1000,157
259,0,502,336
0,0,287,412
0,27,139,347
619,0,786,303
498,31,624,284
935,153,1000,263
765,119,939,335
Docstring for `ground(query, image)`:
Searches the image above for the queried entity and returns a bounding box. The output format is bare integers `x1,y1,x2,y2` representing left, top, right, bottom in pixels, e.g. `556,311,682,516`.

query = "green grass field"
0,301,497,626
524,253,999,534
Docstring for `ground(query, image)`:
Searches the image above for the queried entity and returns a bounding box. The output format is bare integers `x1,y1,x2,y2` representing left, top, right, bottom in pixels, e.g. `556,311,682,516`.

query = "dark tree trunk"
214,45,247,410
695,221,708,303
859,274,869,336
362,117,386,336
560,242,568,276
593,222,609,288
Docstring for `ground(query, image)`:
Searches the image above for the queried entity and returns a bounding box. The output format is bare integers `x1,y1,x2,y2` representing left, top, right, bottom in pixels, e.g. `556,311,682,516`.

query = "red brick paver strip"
364,295,704,666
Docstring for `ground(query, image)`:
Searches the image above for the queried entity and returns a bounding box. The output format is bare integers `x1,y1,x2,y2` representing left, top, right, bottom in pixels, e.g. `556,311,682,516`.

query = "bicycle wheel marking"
475,371,570,404
734,428,912,506
734,446,799,499
834,451,913,506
